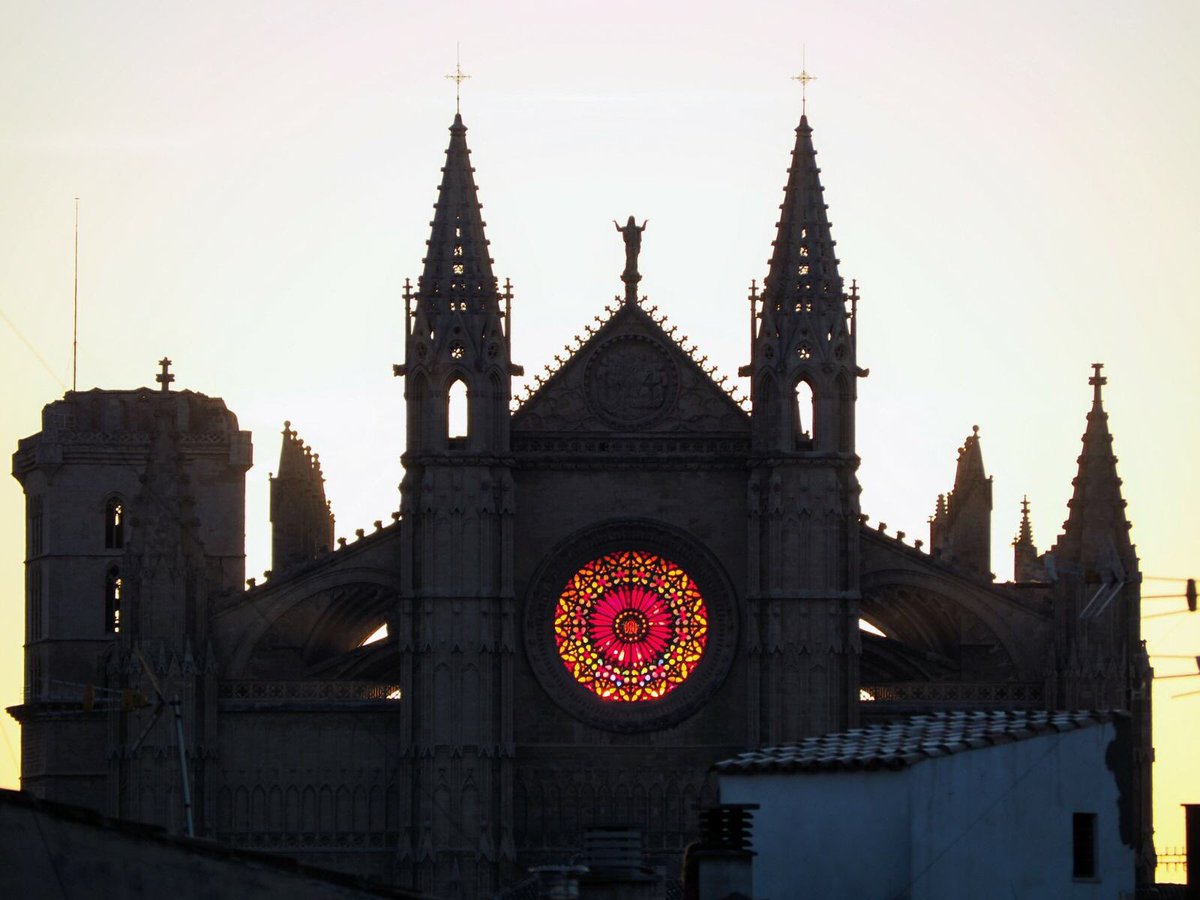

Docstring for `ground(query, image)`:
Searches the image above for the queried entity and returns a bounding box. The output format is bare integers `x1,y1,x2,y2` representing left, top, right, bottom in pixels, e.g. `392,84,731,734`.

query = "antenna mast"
72,197,79,392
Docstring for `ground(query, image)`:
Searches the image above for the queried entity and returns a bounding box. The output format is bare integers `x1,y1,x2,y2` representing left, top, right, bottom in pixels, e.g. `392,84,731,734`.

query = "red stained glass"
554,550,708,702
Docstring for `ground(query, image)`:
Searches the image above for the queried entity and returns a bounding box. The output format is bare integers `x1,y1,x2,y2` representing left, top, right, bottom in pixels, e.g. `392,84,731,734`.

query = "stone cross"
156,357,174,391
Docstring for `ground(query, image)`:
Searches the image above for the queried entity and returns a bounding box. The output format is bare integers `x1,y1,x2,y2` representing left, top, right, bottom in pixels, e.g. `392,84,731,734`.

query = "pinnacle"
417,113,497,302
760,111,845,332
1051,366,1135,569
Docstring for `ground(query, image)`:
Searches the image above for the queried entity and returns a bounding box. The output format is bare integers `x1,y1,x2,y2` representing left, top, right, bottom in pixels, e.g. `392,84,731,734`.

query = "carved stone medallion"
585,336,679,429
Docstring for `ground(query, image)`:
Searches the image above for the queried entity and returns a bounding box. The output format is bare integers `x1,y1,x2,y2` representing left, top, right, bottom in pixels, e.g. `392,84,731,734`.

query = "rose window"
553,550,708,702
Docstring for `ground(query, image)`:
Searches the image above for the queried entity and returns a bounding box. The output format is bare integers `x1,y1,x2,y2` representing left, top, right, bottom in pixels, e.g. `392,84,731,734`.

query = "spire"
759,114,844,334
1052,364,1136,573
271,421,335,572
418,114,497,304
400,112,519,457
746,111,857,456
1012,496,1044,583
1014,495,1034,547
929,427,993,580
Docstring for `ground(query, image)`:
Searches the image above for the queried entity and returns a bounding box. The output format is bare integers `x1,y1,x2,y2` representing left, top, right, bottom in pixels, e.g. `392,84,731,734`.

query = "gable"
512,302,749,436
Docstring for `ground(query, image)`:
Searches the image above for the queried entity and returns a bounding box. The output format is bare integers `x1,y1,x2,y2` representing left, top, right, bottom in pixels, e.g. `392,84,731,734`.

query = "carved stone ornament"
523,519,739,732
584,335,679,430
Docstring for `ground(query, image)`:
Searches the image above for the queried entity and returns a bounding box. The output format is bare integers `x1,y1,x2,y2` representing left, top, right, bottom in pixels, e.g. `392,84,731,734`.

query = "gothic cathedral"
10,108,1155,897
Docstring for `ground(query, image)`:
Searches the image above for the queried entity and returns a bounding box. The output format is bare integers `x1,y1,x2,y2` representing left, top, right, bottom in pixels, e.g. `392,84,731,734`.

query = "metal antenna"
72,197,79,391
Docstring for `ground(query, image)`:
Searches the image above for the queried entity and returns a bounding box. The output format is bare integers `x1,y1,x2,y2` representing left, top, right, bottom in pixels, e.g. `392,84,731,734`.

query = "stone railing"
860,681,1044,708
218,681,402,702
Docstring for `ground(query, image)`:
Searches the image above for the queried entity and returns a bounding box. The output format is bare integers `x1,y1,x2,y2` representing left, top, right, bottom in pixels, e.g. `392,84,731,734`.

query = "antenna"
72,197,79,391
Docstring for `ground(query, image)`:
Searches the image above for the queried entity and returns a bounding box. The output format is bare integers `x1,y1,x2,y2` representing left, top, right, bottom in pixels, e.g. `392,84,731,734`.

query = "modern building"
716,710,1137,899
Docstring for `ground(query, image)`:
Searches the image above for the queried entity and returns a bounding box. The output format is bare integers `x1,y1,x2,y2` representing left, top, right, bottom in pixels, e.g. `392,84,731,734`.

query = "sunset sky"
1,1,1197,871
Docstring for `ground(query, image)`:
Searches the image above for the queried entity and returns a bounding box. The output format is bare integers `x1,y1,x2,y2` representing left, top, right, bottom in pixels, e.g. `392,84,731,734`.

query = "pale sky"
1,0,1197,870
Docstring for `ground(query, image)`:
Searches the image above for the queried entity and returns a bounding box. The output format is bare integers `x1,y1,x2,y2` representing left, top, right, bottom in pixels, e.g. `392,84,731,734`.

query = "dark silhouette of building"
8,107,1155,898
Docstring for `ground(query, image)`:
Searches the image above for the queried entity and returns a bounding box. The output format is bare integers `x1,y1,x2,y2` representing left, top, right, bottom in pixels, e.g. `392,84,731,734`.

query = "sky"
1,0,1197,874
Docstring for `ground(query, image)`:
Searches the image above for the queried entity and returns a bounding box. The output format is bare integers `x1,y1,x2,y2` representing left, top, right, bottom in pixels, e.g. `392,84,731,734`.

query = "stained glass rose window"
553,550,708,702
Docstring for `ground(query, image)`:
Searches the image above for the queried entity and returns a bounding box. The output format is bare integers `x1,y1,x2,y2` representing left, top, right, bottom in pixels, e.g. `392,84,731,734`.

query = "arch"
219,566,404,676
794,376,815,448
447,375,469,443
104,496,125,550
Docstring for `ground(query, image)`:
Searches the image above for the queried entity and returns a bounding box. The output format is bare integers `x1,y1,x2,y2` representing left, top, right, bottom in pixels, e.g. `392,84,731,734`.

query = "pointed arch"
794,376,815,448
446,375,469,443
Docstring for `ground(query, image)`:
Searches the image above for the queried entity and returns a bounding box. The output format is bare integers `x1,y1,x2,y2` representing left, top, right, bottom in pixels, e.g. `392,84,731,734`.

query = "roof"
0,788,432,899
714,710,1116,775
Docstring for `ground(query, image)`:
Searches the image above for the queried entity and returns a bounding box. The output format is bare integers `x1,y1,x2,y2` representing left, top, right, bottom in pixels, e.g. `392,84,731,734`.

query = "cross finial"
791,47,817,115
1089,362,1107,404
156,357,174,391
445,44,470,115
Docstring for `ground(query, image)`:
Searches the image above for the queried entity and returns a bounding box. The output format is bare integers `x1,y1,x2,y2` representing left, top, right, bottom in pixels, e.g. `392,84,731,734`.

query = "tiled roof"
714,710,1116,774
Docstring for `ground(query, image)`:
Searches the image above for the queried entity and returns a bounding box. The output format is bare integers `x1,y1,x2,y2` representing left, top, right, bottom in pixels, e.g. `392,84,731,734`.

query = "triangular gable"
512,301,749,435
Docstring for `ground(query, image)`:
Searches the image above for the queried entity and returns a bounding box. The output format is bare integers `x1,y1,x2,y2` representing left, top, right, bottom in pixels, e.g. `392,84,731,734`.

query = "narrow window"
795,380,815,447
1072,812,1097,879
28,496,43,558
28,564,43,640
447,378,469,443
105,498,124,550
105,565,122,634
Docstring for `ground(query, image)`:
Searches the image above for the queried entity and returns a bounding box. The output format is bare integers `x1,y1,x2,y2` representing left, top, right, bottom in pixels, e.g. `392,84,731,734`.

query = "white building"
716,710,1135,900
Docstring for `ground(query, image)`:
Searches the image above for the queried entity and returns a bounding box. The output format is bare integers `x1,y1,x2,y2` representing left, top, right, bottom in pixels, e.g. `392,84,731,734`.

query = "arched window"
104,498,125,550
447,377,469,443
795,379,815,448
105,565,122,633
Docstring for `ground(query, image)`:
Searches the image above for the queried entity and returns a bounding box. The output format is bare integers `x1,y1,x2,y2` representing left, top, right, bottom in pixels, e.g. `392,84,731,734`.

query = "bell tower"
392,110,522,897
741,110,863,742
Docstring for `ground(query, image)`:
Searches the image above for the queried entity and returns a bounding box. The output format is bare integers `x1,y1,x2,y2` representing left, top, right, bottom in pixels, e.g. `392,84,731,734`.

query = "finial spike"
791,47,817,115
445,43,470,115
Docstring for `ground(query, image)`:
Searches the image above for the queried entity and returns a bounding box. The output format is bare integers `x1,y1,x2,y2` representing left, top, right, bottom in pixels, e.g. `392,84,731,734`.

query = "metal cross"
156,357,174,391
446,46,470,114
791,49,817,115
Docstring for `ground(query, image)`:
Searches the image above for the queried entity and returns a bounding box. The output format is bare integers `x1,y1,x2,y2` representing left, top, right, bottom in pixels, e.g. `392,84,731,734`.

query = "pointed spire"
271,421,335,571
954,425,986,493
1013,495,1044,583
1053,363,1136,572
1014,495,1034,547
761,114,843,324
930,427,993,580
418,114,497,304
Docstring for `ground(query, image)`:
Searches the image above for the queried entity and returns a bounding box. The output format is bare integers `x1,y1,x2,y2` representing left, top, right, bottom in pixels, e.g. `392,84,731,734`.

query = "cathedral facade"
9,108,1154,898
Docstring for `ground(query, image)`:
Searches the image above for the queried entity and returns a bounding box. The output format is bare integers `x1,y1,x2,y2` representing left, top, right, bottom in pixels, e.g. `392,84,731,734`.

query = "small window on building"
28,496,43,558
1072,812,1097,879
105,498,125,550
28,564,43,641
447,378,469,443
794,380,815,448
105,565,122,634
